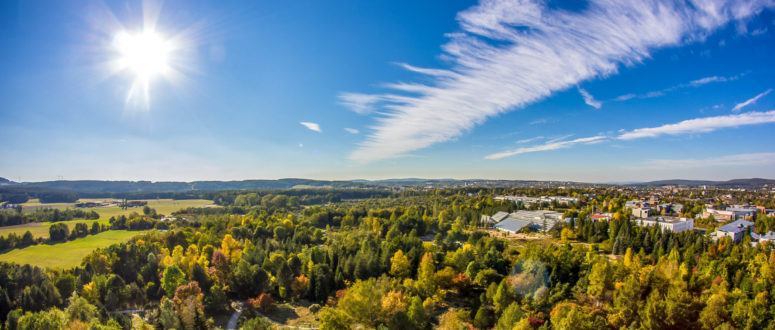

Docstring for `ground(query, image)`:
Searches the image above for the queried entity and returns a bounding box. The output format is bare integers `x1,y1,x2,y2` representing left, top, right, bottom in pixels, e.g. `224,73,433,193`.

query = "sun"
111,29,177,108
114,30,173,84
114,30,171,80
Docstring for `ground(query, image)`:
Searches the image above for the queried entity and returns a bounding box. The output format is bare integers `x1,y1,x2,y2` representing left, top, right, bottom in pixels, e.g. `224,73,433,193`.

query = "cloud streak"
732,88,772,112
300,122,321,132
341,0,772,162
632,152,775,169
578,88,602,109
612,74,742,102
344,128,359,134
485,136,607,159
618,110,775,140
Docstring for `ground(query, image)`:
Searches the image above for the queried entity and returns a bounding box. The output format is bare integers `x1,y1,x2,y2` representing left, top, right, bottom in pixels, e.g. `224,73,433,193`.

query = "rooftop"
717,220,754,233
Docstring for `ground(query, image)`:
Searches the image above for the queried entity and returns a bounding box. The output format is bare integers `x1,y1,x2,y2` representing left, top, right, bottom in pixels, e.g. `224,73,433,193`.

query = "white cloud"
339,93,383,115
342,0,772,162
515,136,544,144
732,88,772,112
613,74,740,101
485,136,607,159
344,128,359,134
300,122,321,132
529,118,548,125
633,152,775,169
618,110,775,140
578,88,602,109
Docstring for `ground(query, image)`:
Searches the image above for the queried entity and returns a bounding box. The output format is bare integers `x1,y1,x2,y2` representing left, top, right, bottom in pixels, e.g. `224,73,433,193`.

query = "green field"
1,198,215,239
0,230,148,268
21,198,215,218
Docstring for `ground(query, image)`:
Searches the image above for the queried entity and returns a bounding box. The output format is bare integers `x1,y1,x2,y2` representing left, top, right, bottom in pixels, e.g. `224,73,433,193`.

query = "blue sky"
1,0,774,182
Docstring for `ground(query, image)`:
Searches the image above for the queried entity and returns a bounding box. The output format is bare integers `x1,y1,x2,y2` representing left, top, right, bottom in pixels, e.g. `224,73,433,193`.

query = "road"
227,308,242,330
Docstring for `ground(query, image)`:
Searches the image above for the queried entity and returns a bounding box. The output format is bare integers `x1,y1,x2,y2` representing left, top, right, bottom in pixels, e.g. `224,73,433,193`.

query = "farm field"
0,218,111,239
20,198,216,217
0,230,149,268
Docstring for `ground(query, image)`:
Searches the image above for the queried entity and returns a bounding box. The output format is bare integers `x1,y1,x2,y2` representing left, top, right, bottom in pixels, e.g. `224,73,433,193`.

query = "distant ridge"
1,177,773,194
637,178,775,187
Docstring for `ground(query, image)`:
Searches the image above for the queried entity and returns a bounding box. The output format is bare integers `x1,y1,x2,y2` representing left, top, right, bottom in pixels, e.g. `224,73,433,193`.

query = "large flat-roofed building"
493,210,564,233
703,205,757,221
635,216,694,233
714,220,754,242
481,211,509,226
495,196,579,206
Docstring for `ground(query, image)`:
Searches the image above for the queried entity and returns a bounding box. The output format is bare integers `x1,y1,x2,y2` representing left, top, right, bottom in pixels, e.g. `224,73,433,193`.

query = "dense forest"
0,188,774,329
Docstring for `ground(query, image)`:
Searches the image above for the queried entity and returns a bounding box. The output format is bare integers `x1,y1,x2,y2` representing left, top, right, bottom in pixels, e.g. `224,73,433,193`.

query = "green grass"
2,199,215,239
0,230,148,269
21,198,215,218
0,219,112,239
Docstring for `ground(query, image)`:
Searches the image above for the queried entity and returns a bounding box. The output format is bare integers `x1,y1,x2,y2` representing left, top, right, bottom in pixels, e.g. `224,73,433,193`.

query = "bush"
247,293,274,313
309,303,321,313
241,317,272,330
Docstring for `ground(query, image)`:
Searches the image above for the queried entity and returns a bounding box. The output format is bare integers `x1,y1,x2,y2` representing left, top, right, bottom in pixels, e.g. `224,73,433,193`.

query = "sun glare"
111,28,178,109
114,30,171,79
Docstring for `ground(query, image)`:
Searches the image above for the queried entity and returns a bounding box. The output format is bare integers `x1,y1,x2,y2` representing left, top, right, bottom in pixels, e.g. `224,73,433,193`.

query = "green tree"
407,296,428,329
64,294,98,322
390,250,411,278
416,253,436,297
161,264,187,297
492,279,514,315
318,307,351,330
495,302,525,330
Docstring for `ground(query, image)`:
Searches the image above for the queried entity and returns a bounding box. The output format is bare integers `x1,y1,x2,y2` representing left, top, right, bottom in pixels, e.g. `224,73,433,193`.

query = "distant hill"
11,179,369,193
4,177,773,196
638,178,775,188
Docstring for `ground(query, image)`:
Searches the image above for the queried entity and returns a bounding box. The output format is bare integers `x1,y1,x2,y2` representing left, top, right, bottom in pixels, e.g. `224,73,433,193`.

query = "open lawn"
0,230,149,269
21,198,215,218
0,218,112,239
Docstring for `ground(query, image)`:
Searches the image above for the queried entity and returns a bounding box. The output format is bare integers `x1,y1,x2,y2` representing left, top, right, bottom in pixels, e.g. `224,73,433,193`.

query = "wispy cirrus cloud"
632,152,775,169
514,136,544,144
578,88,602,109
485,136,607,159
340,0,772,162
618,110,775,140
612,74,742,101
732,88,772,112
300,122,321,132
344,128,359,134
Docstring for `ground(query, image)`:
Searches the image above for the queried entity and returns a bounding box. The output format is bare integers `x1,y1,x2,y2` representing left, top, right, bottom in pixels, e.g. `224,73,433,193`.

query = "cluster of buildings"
702,205,761,221
482,210,565,234
625,200,684,218
495,195,579,206
0,203,18,209
75,201,121,208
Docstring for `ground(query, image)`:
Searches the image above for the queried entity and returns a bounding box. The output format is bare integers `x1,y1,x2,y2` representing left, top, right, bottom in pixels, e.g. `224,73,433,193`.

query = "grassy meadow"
0,198,214,239
20,198,215,217
0,230,148,268
0,218,111,239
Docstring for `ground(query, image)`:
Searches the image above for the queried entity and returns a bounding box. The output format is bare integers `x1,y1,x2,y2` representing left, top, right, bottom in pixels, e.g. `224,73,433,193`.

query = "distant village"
483,192,775,245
